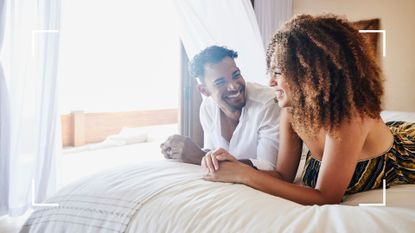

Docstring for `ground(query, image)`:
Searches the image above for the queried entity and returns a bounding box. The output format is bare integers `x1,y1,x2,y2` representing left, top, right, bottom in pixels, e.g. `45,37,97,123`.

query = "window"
58,0,180,185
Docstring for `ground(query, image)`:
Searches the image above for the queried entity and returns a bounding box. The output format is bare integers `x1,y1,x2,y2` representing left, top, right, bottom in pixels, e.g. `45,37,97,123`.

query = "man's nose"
227,81,239,91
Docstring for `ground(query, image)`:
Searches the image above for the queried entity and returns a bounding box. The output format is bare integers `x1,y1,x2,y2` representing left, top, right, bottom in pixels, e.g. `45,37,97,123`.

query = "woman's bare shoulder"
334,112,379,134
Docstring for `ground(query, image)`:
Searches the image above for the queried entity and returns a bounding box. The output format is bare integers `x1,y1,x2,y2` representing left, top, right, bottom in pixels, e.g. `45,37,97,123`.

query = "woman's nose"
269,77,278,87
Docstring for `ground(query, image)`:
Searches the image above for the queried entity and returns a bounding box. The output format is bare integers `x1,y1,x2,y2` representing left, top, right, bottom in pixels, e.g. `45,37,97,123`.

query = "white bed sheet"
126,162,415,233
20,112,415,233
21,161,415,233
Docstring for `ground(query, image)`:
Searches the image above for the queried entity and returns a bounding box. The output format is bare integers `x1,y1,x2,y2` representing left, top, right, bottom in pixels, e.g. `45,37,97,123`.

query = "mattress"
20,161,415,233
20,111,415,233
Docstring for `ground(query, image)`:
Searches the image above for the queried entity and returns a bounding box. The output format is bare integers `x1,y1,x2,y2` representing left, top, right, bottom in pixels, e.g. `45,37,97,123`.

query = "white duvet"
20,111,415,233
20,160,415,233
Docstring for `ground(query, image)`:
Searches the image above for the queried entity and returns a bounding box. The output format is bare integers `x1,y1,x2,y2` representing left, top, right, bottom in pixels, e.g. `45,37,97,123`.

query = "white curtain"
0,0,12,216
0,0,62,217
173,0,268,85
254,0,293,49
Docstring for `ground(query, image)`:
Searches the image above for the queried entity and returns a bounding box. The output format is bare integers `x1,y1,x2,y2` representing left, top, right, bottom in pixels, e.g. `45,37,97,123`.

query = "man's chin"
225,93,246,107
227,101,246,111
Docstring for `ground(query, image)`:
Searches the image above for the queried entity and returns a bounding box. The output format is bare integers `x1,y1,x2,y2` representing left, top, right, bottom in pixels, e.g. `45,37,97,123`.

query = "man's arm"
161,135,207,165
160,99,215,165
238,159,257,169
199,98,215,151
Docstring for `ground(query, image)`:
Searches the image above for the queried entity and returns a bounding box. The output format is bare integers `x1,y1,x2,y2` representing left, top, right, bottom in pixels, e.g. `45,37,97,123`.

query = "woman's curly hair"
266,14,384,136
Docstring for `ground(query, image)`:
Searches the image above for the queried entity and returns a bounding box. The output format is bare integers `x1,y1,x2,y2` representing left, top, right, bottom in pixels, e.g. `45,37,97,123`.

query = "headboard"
352,18,381,56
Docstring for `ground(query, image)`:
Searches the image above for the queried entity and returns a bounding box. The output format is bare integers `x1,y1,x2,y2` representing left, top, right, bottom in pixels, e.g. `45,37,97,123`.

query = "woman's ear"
197,84,211,97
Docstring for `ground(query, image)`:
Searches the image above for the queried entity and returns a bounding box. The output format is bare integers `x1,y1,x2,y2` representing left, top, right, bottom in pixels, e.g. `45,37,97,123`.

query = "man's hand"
160,135,206,165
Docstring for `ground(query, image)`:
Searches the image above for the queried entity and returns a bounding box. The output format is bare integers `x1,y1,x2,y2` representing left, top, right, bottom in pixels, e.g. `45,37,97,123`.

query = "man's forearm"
238,159,257,169
187,149,209,165
201,148,211,153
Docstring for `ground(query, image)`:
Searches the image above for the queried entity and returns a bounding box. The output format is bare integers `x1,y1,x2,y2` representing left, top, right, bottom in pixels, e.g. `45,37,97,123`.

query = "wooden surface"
61,109,178,147
353,18,380,56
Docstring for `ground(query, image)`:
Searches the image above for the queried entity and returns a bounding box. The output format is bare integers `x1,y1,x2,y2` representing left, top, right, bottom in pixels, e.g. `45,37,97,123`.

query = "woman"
202,14,415,205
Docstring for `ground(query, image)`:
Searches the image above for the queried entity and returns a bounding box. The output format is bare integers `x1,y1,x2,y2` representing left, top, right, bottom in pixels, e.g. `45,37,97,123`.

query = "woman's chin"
277,99,290,108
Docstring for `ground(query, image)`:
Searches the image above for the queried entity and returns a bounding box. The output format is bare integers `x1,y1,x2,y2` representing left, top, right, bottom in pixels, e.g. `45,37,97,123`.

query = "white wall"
293,0,415,112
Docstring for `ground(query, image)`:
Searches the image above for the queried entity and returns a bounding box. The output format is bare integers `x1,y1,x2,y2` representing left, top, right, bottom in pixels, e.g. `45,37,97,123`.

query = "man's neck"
220,109,240,143
220,108,241,122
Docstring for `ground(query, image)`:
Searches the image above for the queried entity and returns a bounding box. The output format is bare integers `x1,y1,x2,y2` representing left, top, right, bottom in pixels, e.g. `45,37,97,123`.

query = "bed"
20,111,415,233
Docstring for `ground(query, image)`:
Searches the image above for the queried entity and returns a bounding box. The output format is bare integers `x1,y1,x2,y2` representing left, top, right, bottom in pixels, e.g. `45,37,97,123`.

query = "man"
161,45,280,170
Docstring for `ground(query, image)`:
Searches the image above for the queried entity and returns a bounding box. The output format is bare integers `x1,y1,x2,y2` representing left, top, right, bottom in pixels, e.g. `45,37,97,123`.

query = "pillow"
104,127,148,145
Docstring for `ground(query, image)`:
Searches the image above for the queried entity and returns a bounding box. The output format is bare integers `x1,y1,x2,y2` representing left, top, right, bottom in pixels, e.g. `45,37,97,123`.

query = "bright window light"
58,0,180,113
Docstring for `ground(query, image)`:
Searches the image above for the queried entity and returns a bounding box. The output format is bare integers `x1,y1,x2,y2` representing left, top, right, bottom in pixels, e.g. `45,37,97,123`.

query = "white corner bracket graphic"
31,179,59,208
358,29,386,57
359,179,386,207
31,30,59,57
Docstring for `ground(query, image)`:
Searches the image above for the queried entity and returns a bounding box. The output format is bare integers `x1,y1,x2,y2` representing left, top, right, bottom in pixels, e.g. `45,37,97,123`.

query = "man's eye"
215,81,225,86
232,74,241,80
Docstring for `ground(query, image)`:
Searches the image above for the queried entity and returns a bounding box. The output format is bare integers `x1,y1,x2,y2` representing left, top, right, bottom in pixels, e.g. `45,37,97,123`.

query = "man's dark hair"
189,45,238,82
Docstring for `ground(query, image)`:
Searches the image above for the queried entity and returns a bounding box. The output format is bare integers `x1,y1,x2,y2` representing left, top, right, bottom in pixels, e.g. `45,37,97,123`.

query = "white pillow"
381,111,415,122
105,127,148,145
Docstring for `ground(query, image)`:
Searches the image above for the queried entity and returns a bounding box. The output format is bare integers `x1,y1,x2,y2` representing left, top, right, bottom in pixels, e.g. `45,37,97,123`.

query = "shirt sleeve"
252,100,280,170
199,99,215,151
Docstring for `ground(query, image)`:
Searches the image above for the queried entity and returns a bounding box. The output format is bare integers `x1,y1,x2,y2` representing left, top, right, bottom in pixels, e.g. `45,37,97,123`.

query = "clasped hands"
201,148,251,184
161,135,250,183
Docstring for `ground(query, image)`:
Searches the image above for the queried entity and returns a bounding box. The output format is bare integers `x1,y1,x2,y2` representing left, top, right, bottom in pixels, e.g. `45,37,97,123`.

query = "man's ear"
197,84,210,97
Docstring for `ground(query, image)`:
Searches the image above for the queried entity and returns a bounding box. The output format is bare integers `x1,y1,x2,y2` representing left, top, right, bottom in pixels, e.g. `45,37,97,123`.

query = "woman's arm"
205,118,368,205
273,108,303,182
204,160,331,205
205,108,303,180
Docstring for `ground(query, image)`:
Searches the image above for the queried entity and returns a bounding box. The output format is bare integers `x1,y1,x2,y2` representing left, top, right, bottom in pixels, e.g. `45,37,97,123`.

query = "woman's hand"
201,148,237,173
202,149,252,184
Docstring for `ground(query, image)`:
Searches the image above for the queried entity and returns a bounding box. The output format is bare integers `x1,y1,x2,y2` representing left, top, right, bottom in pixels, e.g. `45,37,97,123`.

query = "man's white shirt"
199,82,280,170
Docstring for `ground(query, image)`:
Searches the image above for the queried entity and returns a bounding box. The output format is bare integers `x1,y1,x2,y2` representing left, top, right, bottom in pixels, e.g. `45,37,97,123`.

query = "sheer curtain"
0,0,11,216
173,0,268,145
254,0,293,49
173,0,268,85
0,0,62,217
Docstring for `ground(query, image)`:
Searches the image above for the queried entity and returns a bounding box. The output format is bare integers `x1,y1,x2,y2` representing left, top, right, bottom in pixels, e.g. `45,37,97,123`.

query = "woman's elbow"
305,188,344,205
317,192,343,205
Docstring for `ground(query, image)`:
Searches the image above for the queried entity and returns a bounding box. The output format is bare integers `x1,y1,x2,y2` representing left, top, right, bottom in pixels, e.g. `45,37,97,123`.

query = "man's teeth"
227,91,241,98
